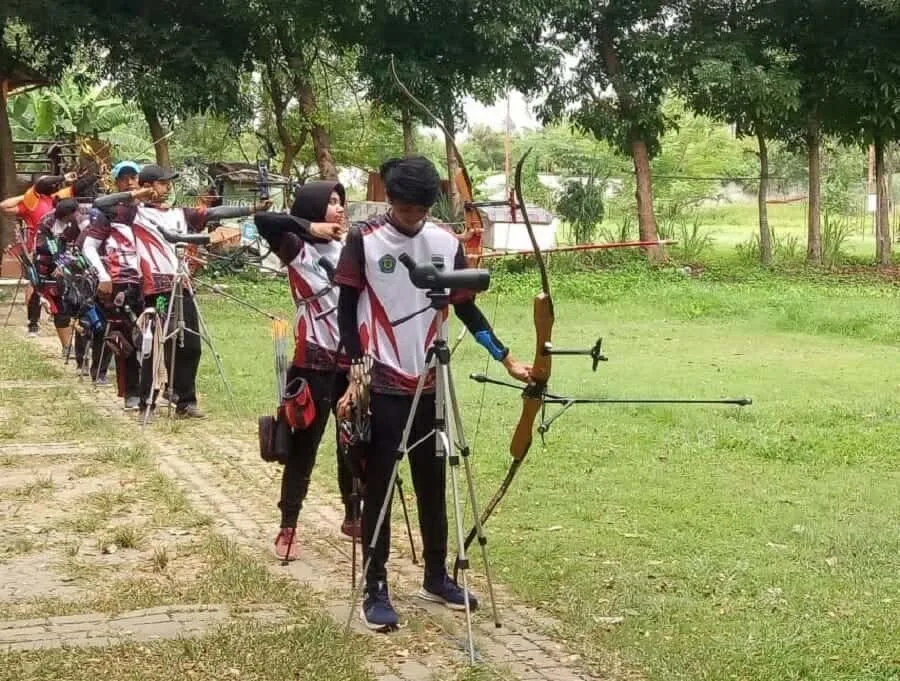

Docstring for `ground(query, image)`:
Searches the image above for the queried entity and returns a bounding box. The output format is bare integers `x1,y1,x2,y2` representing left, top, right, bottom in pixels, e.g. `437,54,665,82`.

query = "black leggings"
27,290,41,326
278,366,354,527
363,391,447,587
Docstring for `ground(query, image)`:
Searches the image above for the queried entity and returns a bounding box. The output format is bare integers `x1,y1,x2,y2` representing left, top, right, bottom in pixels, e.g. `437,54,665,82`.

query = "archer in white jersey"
93,164,267,418
334,155,531,632
254,180,358,561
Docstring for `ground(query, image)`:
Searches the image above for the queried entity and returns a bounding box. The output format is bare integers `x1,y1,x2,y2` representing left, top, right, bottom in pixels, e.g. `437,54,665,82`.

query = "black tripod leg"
395,476,418,565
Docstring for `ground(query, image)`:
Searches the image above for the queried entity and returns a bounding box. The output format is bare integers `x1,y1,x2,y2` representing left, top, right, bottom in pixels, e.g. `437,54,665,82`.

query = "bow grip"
509,293,554,460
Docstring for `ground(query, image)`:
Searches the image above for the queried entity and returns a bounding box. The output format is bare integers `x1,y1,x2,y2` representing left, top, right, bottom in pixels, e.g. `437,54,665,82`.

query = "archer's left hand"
502,355,532,383
255,200,272,212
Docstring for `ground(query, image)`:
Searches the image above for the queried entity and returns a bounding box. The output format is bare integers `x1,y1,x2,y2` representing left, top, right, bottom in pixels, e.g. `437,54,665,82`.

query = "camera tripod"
140,236,238,426
346,283,500,664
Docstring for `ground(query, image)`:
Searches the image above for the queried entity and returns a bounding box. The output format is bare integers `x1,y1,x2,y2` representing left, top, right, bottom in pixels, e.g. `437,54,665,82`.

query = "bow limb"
510,147,554,461
388,56,485,263
389,55,465,174
457,149,553,571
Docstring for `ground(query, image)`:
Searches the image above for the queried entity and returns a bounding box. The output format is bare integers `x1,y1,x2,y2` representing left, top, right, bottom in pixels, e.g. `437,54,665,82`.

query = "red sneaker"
274,528,300,561
340,518,362,540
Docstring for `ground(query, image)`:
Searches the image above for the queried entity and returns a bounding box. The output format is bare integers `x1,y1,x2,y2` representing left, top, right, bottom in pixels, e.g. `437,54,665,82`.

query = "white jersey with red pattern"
287,239,343,369
103,222,142,285
355,218,463,393
131,206,187,294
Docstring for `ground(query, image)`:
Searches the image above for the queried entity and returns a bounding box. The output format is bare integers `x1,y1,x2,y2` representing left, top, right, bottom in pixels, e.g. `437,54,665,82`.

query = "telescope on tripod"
346,252,496,663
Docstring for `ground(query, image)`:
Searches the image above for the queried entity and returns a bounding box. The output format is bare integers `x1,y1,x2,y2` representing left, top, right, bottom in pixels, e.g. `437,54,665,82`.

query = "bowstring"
456,209,514,534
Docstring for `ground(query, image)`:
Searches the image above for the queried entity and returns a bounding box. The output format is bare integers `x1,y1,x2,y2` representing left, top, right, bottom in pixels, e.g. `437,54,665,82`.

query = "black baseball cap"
138,164,180,184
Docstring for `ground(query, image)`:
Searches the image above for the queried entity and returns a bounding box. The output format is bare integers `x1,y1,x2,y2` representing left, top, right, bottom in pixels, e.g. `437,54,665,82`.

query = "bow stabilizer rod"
543,338,607,371
471,372,751,405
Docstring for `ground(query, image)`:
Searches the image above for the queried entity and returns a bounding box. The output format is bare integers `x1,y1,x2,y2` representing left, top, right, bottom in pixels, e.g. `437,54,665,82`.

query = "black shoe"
418,574,479,611
361,581,399,631
175,403,207,419
137,404,156,421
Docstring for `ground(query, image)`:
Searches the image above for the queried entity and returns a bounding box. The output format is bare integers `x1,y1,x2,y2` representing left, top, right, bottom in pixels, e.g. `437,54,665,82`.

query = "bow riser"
510,292,554,460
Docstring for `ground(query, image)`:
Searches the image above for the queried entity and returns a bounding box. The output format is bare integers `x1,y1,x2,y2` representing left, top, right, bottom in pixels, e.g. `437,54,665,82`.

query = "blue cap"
111,161,141,180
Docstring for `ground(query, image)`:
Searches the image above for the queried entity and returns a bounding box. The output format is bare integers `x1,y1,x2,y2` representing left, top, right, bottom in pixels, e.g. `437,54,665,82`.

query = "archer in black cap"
138,165,180,185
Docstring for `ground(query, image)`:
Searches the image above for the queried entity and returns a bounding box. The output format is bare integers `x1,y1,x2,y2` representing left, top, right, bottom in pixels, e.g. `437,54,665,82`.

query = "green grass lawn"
190,259,900,681
578,201,883,262
0,330,64,380
695,202,877,258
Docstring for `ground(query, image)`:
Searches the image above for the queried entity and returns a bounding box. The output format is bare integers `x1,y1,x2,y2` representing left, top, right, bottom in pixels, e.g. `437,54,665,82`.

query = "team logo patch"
378,254,396,274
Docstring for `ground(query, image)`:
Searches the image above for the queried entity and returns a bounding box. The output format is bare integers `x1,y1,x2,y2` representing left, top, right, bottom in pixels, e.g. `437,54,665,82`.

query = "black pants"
364,391,447,587
100,283,142,399
140,291,201,408
117,352,141,398
279,366,354,527
27,289,41,326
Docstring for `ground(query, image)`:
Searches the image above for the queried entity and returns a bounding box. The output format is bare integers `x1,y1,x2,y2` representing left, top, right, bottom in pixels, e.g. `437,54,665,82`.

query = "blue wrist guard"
474,330,508,361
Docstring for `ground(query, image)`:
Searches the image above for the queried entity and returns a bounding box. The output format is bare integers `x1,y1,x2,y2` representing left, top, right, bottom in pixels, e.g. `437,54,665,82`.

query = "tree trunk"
310,125,338,180
402,108,416,156
631,137,661,259
280,145,296,178
263,64,304,178
874,137,891,265
442,110,461,214
297,82,337,180
140,103,170,167
756,129,773,265
0,78,17,258
597,22,661,260
278,130,306,178
868,144,876,195
805,114,822,264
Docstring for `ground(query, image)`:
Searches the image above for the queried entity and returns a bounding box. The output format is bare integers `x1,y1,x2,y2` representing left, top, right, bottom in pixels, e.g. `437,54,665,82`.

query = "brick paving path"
0,604,290,652
10,330,606,681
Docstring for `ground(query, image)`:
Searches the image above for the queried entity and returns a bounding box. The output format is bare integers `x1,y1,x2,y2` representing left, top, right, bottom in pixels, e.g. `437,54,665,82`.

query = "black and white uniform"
336,212,508,588
255,181,355,527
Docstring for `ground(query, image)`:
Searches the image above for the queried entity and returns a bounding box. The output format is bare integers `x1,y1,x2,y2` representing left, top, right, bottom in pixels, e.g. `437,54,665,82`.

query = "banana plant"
7,69,143,140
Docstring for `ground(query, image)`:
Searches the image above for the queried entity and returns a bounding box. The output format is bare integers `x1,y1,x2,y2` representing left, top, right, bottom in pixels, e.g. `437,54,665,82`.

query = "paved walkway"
0,604,291,652
6,326,605,681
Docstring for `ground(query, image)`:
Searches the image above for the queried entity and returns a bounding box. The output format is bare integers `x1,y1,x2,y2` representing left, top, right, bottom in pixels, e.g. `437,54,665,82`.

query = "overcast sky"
421,90,541,140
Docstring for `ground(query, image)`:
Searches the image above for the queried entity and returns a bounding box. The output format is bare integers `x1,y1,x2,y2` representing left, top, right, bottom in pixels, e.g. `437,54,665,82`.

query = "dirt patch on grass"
0,437,209,621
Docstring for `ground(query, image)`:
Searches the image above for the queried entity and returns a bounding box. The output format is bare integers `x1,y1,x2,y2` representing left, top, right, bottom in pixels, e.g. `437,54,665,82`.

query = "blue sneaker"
417,574,479,611
361,581,399,631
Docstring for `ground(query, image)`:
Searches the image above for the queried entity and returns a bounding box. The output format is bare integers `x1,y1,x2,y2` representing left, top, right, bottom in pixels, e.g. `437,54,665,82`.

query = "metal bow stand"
346,256,499,664
141,233,237,426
